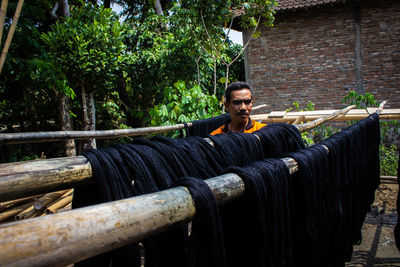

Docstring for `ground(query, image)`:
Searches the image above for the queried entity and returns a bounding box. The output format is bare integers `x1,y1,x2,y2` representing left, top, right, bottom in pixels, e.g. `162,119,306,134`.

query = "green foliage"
342,90,377,109
286,101,314,112
40,3,127,96
149,81,222,136
0,1,61,132
122,10,244,126
287,101,315,146
180,0,277,33
380,144,399,176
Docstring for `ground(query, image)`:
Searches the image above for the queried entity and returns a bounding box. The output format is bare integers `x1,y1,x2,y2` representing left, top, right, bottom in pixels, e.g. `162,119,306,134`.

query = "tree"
41,3,127,152
178,0,277,90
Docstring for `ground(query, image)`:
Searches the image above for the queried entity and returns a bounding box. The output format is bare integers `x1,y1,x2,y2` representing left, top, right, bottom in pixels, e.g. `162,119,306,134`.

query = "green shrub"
380,144,399,176
149,81,222,137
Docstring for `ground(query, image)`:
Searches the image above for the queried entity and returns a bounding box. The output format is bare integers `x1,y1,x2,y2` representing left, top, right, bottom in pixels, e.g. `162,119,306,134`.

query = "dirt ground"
347,183,400,266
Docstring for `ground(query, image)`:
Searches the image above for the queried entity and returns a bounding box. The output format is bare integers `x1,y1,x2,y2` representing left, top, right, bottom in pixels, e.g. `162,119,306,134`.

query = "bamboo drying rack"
0,102,391,266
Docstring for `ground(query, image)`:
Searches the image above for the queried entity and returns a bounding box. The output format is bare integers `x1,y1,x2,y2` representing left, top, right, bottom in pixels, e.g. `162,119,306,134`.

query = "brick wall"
246,0,400,113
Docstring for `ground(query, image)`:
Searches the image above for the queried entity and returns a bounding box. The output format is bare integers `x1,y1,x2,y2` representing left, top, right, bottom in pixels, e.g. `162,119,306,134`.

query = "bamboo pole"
252,104,267,111
0,200,33,222
0,173,244,267
0,0,9,47
0,123,193,145
14,202,41,220
252,107,400,123
54,202,72,213
45,194,73,214
0,194,41,212
380,175,397,184
32,189,70,210
376,100,387,115
0,0,24,74
292,115,305,125
296,105,357,132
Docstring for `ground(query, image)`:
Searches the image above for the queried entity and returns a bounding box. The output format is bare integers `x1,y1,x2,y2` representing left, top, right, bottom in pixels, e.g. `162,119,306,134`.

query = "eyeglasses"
232,99,252,105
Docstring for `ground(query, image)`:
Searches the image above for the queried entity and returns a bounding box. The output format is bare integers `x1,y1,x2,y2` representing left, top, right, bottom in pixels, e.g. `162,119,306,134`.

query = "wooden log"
0,173,244,267
0,157,91,201
0,123,193,145
296,105,357,132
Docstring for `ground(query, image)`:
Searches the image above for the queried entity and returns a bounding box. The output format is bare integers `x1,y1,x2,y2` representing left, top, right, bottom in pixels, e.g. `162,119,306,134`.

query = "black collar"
222,118,253,133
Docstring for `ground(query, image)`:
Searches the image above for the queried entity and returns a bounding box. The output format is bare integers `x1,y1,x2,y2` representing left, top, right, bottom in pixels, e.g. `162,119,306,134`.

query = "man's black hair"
225,81,253,103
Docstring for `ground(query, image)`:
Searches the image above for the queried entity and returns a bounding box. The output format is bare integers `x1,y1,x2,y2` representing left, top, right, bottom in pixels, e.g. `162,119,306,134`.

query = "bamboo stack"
0,189,73,223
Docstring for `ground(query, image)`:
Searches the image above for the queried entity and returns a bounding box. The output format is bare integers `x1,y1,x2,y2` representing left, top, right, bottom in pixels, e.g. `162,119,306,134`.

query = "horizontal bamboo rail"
0,123,193,145
296,105,356,132
1,105,397,145
253,107,399,124
0,103,386,202
0,173,244,267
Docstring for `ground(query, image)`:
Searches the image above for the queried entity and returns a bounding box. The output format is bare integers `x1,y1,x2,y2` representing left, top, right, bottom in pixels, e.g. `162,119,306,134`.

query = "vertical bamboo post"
0,0,24,74
0,0,9,47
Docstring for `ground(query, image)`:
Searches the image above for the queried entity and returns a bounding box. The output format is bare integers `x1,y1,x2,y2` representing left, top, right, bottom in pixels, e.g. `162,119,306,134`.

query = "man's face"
225,89,253,124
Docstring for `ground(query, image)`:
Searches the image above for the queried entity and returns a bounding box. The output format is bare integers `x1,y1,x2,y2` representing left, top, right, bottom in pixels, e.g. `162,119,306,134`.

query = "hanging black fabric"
171,177,227,267
186,113,230,137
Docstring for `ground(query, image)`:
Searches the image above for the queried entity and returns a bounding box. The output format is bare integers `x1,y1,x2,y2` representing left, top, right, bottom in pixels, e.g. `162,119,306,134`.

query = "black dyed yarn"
70,122,306,267
186,113,230,137
282,113,380,267
208,131,265,167
221,158,293,267
72,147,141,267
172,177,226,267
286,145,335,267
255,123,306,158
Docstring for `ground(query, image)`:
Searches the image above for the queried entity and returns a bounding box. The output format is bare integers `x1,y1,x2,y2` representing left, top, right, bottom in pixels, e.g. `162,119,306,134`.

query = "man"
211,81,266,135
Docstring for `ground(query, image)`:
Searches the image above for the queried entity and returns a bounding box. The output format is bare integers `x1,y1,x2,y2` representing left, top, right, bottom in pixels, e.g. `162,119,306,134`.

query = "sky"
111,4,243,46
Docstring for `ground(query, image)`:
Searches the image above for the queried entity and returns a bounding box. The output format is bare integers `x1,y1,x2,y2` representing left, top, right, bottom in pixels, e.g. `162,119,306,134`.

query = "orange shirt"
210,119,266,135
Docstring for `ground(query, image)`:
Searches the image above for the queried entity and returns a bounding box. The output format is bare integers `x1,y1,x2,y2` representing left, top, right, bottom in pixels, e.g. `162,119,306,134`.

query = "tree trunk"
80,87,96,152
56,92,76,157
50,1,75,157
58,0,70,18
153,0,164,16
